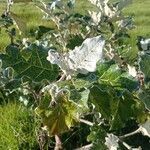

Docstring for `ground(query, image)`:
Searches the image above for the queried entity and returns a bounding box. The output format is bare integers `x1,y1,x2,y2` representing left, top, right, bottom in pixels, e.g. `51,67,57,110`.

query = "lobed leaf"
0,44,59,82
90,85,146,130
98,63,138,90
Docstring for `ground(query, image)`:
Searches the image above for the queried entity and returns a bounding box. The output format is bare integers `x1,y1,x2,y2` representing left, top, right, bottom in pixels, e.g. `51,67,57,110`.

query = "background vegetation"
0,0,150,50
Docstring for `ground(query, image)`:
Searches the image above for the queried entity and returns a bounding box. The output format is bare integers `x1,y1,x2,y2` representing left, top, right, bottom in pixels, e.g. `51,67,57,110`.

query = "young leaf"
88,11,102,25
105,134,119,150
140,38,150,51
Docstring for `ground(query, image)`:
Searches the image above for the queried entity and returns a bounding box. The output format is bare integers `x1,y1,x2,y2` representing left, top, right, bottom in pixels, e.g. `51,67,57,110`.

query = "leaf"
138,88,150,111
0,44,59,82
47,36,105,76
96,60,114,76
105,134,119,150
139,119,150,137
87,125,107,150
35,87,80,136
36,26,54,39
78,89,90,112
139,54,150,79
69,36,105,74
98,64,138,90
90,85,113,120
90,85,146,130
127,64,137,77
110,90,146,130
3,67,14,79
140,38,150,51
99,64,122,86
88,11,101,25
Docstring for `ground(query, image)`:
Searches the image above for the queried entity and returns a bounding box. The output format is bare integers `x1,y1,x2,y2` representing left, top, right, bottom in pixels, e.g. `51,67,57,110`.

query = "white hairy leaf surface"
103,4,117,18
88,0,117,19
47,36,105,76
105,134,119,150
127,64,137,77
88,11,102,25
140,38,150,51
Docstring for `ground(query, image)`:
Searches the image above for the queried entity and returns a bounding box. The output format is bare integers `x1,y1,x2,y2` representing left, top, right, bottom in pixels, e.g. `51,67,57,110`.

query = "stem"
54,134,62,150
118,128,142,150
119,139,132,150
57,73,66,82
79,119,94,126
119,127,141,139
74,144,93,150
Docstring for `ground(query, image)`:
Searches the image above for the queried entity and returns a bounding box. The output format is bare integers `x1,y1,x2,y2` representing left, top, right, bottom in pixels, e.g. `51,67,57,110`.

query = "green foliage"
139,53,150,79
0,44,59,82
35,84,90,136
90,85,147,130
87,125,107,150
97,62,138,90
0,0,150,149
138,86,150,111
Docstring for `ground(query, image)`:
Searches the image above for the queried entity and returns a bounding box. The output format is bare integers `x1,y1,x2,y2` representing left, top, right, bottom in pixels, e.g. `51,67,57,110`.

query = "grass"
124,0,150,41
0,102,38,150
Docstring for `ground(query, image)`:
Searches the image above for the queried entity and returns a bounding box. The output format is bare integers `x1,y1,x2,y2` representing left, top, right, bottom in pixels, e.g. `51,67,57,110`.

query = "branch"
122,142,132,150
119,128,141,139
118,128,142,150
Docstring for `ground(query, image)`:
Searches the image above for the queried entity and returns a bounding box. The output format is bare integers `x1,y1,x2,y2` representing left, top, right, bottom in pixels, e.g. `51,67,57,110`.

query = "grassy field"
0,0,150,51
0,102,38,150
